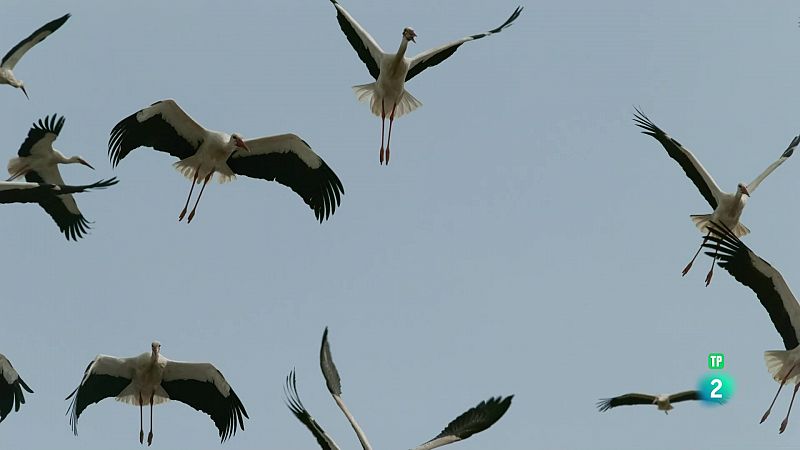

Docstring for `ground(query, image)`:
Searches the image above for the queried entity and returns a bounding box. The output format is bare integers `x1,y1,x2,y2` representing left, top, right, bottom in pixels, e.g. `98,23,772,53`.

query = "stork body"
328,0,522,164
1,14,70,99
0,354,33,424
285,328,513,450
703,223,800,433
67,341,248,445
109,99,344,223
597,391,702,415
633,109,798,285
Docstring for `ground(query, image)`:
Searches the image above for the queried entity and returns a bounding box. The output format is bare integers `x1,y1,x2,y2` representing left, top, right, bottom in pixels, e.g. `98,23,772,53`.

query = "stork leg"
139,393,144,444
780,383,800,433
148,393,154,446
187,172,213,224
705,240,719,287
682,232,711,276
763,363,797,423
385,103,398,165
179,171,200,221
380,100,386,165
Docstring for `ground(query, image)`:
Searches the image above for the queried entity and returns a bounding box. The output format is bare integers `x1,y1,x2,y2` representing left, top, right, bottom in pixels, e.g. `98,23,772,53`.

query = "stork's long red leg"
139,393,144,444
764,364,798,423
179,171,200,221
380,100,386,165
385,103,398,165
683,232,711,276
705,240,719,287
780,383,800,433
148,393,154,446
187,172,213,224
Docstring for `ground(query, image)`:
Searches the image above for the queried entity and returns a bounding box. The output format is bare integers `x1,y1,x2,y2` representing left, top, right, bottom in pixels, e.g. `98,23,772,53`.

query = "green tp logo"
708,353,725,369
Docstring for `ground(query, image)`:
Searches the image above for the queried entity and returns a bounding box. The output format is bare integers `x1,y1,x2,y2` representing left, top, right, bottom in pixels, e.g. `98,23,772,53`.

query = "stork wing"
406,7,522,82
0,354,33,423
328,0,383,79
668,390,701,403
65,355,134,435
411,396,513,450
161,360,248,442
16,114,65,158
23,169,93,240
0,178,117,204
284,370,341,450
596,393,658,411
227,134,344,222
1,14,70,70
633,108,723,209
109,99,206,167
746,135,798,193
703,222,800,350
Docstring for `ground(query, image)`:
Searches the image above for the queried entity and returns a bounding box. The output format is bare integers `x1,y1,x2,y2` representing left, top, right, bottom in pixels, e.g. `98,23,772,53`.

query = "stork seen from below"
327,0,522,164
1,13,70,99
634,108,797,285
66,341,248,445
109,99,344,223
597,390,702,414
285,328,513,450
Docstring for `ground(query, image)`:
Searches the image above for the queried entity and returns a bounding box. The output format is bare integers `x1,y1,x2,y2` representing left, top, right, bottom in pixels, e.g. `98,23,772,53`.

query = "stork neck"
394,38,410,64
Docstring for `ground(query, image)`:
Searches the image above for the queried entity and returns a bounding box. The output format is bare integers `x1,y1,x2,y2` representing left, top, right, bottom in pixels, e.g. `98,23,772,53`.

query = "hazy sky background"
2,1,800,449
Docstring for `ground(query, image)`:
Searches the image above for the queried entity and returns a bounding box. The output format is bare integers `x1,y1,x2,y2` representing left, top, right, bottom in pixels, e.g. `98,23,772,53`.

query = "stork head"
737,183,750,196
230,133,250,152
68,156,95,170
403,27,417,43
151,341,161,355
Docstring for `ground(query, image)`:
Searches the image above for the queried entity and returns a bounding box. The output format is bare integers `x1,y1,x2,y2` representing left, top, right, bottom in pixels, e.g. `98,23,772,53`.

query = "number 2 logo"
710,378,723,399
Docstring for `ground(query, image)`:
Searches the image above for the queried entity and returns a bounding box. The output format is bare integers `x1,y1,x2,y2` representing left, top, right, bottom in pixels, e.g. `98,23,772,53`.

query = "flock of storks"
0,2,523,448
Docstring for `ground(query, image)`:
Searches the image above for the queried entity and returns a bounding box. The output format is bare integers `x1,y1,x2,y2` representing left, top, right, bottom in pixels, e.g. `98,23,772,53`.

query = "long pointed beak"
81,159,95,170
20,86,29,100
239,141,251,152
411,35,417,43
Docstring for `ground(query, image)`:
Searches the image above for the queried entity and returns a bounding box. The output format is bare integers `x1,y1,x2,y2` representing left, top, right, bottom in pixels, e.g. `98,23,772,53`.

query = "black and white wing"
1,14,70,70
109,99,207,167
0,178,117,204
596,393,658,412
633,108,723,209
328,0,384,80
406,7,522,82
161,360,248,442
227,134,344,222
746,135,798,194
668,390,701,404
23,170,92,240
0,354,33,423
411,396,513,450
703,222,800,350
284,370,340,450
15,114,64,160
66,355,134,435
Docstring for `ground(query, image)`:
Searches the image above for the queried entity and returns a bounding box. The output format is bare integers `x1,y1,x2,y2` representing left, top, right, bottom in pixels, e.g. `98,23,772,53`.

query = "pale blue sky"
2,1,800,449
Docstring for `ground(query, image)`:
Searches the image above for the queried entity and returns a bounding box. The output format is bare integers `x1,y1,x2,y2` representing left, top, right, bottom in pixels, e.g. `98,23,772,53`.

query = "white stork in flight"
109,99,344,223
0,354,33,424
327,0,522,164
633,108,798,285
597,391,702,414
0,178,117,204
284,328,513,450
702,222,800,433
6,114,106,240
1,13,70,99
66,341,248,445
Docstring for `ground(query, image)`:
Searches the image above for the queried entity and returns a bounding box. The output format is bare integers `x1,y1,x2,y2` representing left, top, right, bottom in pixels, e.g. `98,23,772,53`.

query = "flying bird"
327,0,522,164
1,13,70,99
66,341,248,445
597,391,701,414
109,99,344,223
0,178,117,205
0,354,33,424
634,108,797,285
5,115,106,240
703,222,800,433
284,328,513,450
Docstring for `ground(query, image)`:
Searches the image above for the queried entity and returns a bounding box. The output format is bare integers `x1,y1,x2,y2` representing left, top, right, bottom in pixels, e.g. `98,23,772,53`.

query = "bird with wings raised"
703,222,800,433
66,341,248,445
1,13,70,99
285,328,512,450
109,99,344,223
597,390,702,414
0,354,33,424
327,0,522,164
634,108,797,285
